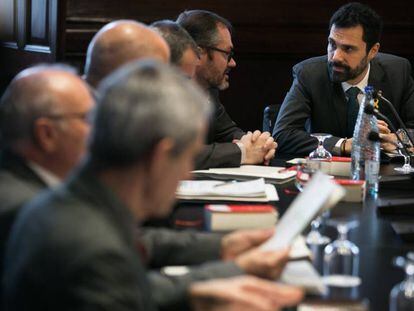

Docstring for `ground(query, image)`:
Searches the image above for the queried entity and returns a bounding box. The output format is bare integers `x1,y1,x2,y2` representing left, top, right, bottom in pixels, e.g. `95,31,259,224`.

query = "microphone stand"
365,106,414,173
375,90,414,148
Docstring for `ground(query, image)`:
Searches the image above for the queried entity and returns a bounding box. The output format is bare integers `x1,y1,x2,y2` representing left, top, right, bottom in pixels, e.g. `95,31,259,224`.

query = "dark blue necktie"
346,87,360,137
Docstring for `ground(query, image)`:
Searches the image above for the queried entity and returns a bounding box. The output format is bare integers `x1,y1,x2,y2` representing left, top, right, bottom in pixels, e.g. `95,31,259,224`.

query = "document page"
177,178,266,197
193,165,297,180
260,172,344,250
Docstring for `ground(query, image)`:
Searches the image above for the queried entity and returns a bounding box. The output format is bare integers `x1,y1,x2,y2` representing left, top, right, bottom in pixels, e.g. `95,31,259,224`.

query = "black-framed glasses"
202,46,234,62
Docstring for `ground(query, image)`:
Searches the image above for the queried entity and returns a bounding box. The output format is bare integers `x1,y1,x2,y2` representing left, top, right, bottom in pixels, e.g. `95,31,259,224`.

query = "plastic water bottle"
350,86,380,194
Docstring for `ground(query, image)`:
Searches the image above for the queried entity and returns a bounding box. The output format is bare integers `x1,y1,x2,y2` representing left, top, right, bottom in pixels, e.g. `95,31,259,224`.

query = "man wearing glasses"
0,65,94,297
177,10,277,169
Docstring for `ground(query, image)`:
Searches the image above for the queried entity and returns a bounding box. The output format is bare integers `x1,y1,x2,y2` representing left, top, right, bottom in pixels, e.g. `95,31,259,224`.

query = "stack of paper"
192,165,297,184
176,178,278,202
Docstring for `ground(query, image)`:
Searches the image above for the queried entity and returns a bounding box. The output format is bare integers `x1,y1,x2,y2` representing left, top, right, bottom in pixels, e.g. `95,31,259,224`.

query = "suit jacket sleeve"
148,261,243,311
195,143,242,169
400,58,414,128
195,90,245,169
62,252,156,311
140,228,223,268
273,64,341,156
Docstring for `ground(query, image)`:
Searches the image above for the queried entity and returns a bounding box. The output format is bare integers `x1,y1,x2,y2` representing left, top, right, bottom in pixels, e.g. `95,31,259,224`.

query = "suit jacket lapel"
368,58,390,116
0,150,47,188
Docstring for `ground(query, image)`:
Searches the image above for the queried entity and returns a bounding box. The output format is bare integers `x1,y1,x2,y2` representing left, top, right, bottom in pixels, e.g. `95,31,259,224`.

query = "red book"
204,204,278,232
334,179,366,202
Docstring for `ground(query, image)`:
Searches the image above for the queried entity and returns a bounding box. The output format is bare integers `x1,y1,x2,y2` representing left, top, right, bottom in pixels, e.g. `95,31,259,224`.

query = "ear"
146,137,175,180
367,42,380,61
198,47,210,65
32,118,59,153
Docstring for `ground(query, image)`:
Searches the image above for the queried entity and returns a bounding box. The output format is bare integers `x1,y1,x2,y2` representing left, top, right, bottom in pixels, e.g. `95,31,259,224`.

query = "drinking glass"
394,129,414,173
323,218,361,289
390,252,414,311
309,133,333,161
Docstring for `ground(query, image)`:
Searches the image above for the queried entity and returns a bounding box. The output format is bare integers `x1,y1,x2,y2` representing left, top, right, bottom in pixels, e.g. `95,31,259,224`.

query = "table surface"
166,161,414,311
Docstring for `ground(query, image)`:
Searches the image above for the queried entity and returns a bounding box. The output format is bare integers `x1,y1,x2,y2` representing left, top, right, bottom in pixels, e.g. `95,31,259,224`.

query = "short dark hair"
176,10,232,48
151,20,199,65
329,2,383,52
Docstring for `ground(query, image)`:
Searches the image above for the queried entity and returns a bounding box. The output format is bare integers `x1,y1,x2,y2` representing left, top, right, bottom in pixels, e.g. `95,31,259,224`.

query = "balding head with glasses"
0,64,94,179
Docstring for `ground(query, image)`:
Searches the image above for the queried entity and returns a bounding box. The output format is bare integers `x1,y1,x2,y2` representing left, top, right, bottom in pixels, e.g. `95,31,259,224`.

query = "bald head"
0,65,94,178
84,20,171,88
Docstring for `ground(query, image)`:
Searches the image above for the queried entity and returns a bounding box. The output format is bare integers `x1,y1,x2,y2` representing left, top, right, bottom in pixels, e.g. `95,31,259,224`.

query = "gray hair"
0,64,77,148
89,60,211,167
151,20,199,65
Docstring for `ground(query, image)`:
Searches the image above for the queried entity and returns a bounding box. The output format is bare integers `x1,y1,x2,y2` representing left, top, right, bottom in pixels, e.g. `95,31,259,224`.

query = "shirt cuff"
235,141,246,164
333,138,344,156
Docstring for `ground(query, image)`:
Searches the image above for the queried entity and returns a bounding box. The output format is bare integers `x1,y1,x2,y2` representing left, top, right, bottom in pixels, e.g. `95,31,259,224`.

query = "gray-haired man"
3,61,303,310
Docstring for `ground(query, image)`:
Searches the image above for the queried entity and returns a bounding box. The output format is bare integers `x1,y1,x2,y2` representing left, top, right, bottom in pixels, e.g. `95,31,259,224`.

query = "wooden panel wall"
2,0,414,130
0,0,63,93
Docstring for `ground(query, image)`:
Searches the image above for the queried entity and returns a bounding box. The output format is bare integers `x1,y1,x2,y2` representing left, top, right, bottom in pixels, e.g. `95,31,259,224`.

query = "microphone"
372,89,414,147
365,105,412,157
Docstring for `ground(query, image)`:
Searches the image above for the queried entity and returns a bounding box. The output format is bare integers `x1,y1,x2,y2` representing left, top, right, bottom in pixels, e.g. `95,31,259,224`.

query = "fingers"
191,276,289,311
377,120,391,134
235,247,290,279
252,130,262,142
243,228,275,246
263,136,276,149
242,280,304,308
264,148,276,161
379,133,398,152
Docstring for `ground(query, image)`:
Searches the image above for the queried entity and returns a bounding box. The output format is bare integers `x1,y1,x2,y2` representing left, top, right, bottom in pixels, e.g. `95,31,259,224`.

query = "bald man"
0,64,94,293
84,20,170,88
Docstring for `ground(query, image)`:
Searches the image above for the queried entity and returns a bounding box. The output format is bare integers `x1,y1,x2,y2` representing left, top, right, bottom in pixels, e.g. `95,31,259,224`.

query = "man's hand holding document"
259,171,345,294
260,171,345,251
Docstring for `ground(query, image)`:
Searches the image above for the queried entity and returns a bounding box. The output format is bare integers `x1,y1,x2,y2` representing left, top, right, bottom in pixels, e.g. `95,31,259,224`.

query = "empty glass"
309,133,333,161
389,252,414,311
394,129,414,173
323,218,361,289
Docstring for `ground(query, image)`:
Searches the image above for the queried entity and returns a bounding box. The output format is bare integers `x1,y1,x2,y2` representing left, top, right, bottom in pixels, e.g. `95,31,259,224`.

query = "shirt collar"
27,162,61,188
341,63,371,94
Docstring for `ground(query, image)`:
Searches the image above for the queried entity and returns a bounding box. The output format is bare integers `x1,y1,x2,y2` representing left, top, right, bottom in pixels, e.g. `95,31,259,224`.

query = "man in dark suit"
177,10,277,169
3,61,303,310
273,2,414,157
0,64,94,280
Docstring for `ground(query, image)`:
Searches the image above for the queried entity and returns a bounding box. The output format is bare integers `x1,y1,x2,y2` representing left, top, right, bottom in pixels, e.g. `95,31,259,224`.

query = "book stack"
287,157,351,177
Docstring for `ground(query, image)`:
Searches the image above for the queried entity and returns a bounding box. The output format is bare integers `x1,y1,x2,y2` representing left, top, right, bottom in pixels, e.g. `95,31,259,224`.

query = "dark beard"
328,56,368,82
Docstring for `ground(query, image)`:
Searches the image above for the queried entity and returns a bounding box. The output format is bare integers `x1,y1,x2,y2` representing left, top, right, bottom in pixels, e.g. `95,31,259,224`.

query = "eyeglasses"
45,112,90,123
202,46,234,62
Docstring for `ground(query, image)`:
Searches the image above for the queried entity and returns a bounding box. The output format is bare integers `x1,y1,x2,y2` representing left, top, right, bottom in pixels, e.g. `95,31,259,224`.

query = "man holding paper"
3,61,303,310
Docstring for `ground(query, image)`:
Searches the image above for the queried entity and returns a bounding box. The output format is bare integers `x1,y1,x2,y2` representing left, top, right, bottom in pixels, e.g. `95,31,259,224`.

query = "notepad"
176,178,278,202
